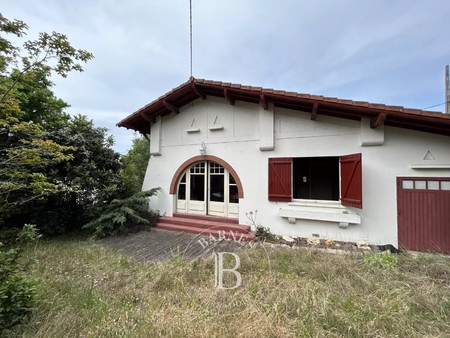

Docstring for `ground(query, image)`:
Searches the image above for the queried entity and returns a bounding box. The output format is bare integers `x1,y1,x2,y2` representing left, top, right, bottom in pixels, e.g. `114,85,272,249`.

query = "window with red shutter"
340,153,362,208
268,158,292,202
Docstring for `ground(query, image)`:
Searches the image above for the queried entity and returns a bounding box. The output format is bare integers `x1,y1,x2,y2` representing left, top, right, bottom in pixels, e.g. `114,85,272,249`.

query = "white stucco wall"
142,96,450,246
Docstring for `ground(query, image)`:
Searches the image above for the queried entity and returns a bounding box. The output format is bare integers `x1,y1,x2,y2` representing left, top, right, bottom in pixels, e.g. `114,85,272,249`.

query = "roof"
117,77,450,136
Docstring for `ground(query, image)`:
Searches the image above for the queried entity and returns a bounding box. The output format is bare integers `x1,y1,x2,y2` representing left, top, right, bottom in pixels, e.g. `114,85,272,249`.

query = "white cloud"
2,0,450,153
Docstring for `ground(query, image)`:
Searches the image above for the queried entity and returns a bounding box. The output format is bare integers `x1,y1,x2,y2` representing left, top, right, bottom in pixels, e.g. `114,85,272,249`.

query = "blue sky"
3,0,450,153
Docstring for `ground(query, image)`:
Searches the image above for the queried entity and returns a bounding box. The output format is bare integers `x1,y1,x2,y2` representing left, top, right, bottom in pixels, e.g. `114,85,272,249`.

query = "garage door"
397,177,450,254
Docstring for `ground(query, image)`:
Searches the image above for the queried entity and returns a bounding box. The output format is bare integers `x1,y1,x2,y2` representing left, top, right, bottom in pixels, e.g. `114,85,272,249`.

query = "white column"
150,116,162,155
259,102,274,151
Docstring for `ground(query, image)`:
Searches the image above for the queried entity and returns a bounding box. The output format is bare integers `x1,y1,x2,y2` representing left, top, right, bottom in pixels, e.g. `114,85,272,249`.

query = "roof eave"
117,78,450,137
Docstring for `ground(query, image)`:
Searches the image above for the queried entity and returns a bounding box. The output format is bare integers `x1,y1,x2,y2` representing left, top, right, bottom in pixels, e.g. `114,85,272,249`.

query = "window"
268,153,362,208
178,173,186,200
293,157,339,201
209,163,224,202
190,163,205,201
229,174,238,203
401,178,450,191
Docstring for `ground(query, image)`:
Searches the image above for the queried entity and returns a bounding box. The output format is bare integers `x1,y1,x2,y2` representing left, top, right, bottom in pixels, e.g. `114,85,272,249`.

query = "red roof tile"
117,77,450,137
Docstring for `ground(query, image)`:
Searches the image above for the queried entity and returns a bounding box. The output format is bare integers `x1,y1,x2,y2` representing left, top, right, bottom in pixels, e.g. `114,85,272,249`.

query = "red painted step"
155,214,255,241
158,216,251,233
156,222,255,241
173,213,239,224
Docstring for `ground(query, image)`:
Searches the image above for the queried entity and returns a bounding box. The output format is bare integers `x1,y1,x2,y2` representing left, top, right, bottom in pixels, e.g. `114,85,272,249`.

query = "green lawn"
9,236,450,337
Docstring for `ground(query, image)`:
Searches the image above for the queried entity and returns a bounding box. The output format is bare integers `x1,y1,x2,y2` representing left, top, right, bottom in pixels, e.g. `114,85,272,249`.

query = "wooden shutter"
268,158,292,202
340,153,362,208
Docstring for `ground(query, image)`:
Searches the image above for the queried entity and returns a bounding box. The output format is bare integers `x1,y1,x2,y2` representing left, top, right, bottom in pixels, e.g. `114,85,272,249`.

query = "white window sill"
279,200,361,228
410,164,450,169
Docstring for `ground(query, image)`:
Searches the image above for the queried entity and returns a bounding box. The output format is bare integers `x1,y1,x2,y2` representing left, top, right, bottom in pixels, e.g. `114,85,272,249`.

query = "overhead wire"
422,101,450,110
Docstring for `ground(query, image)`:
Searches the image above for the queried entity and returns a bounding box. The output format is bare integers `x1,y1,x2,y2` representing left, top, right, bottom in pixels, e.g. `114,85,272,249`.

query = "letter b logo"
214,252,241,289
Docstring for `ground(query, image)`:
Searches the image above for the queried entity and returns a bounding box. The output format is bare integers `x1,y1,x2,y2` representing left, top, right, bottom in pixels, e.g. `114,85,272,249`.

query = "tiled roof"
117,77,450,136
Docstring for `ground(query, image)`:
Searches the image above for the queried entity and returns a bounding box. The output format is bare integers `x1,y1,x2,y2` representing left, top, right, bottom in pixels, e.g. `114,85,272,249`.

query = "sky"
2,0,450,153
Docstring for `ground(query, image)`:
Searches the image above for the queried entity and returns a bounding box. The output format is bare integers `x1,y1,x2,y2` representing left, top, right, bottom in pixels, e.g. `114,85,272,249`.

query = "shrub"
83,188,160,238
255,225,278,241
0,227,21,246
363,250,398,269
0,224,40,333
245,210,278,241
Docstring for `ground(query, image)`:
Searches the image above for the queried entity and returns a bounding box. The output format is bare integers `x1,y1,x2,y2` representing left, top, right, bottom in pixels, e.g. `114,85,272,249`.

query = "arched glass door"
176,161,238,218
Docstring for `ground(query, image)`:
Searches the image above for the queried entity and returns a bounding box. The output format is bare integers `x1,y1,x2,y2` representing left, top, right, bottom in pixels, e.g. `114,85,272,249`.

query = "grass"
7,236,450,338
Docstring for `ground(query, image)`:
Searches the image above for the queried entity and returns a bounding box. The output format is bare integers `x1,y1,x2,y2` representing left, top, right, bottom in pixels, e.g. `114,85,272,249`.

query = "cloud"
2,0,450,153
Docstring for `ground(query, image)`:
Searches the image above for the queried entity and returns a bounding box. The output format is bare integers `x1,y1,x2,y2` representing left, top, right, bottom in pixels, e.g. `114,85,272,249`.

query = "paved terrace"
101,228,246,262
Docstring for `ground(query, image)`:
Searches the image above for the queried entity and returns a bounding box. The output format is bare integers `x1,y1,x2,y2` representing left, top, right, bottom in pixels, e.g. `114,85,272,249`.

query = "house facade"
118,78,450,253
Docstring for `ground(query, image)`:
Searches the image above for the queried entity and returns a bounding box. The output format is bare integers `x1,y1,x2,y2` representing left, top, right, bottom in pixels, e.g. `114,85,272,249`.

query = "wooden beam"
260,94,268,110
311,102,319,120
192,83,206,99
370,112,387,128
163,100,179,114
224,88,235,105
141,112,152,122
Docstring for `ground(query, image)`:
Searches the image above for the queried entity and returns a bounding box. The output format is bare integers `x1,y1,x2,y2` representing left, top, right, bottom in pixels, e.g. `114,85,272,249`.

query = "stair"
156,213,255,241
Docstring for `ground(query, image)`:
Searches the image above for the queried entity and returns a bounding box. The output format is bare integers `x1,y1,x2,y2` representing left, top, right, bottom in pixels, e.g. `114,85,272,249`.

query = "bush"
363,250,398,269
0,228,21,246
83,188,160,238
0,224,40,333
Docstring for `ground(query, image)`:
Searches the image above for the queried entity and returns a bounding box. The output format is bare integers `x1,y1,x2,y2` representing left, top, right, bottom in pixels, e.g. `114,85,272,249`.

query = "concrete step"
159,216,251,233
156,222,255,241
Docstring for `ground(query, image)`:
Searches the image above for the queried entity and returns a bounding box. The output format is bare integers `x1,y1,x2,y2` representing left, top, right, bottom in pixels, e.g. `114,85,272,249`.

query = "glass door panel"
210,175,225,202
190,174,205,201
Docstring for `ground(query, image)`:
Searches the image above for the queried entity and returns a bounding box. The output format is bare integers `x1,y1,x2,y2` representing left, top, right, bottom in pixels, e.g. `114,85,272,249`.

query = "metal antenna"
446,65,449,114
190,0,193,78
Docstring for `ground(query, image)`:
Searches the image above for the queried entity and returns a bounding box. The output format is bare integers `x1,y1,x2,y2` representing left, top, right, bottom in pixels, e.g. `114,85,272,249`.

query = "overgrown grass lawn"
10,237,450,337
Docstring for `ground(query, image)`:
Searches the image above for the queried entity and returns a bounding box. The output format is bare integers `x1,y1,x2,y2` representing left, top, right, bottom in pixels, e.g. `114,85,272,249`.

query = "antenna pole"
190,0,193,78
446,65,449,114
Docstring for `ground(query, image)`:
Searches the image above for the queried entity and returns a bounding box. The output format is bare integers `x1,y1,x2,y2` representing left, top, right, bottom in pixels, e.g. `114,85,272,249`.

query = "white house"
118,78,450,253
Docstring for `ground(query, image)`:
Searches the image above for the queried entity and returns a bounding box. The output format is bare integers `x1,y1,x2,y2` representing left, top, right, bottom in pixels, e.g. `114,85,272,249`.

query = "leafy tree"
83,189,160,238
121,135,150,196
0,13,93,224
11,68,70,130
0,91,75,223
0,14,93,103
25,115,123,234
0,224,40,333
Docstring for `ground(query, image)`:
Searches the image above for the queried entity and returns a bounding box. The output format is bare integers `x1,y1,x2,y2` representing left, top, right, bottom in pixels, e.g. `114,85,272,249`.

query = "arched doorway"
174,160,239,218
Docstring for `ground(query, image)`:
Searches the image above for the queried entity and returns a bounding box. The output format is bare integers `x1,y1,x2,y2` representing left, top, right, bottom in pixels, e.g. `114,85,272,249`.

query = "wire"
190,0,193,78
422,101,450,110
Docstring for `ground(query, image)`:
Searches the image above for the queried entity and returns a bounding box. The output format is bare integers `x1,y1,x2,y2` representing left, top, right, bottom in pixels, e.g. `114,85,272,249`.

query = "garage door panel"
398,177,450,254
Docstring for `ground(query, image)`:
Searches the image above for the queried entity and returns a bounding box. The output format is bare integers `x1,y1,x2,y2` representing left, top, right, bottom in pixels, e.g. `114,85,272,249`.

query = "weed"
363,250,398,269
8,236,450,337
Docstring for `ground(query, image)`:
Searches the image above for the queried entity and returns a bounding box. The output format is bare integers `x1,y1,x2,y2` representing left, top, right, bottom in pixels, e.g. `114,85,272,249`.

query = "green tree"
32,115,123,234
11,68,70,130
0,13,93,224
121,135,150,196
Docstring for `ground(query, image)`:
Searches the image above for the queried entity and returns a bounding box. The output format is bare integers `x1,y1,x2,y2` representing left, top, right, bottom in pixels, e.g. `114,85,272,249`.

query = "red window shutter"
268,158,292,202
340,153,362,208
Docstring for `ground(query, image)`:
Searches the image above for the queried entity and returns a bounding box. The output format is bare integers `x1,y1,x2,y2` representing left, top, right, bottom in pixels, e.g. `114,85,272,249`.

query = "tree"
10,68,70,130
121,135,150,196
0,88,75,223
0,14,93,103
0,13,93,224
32,115,123,234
